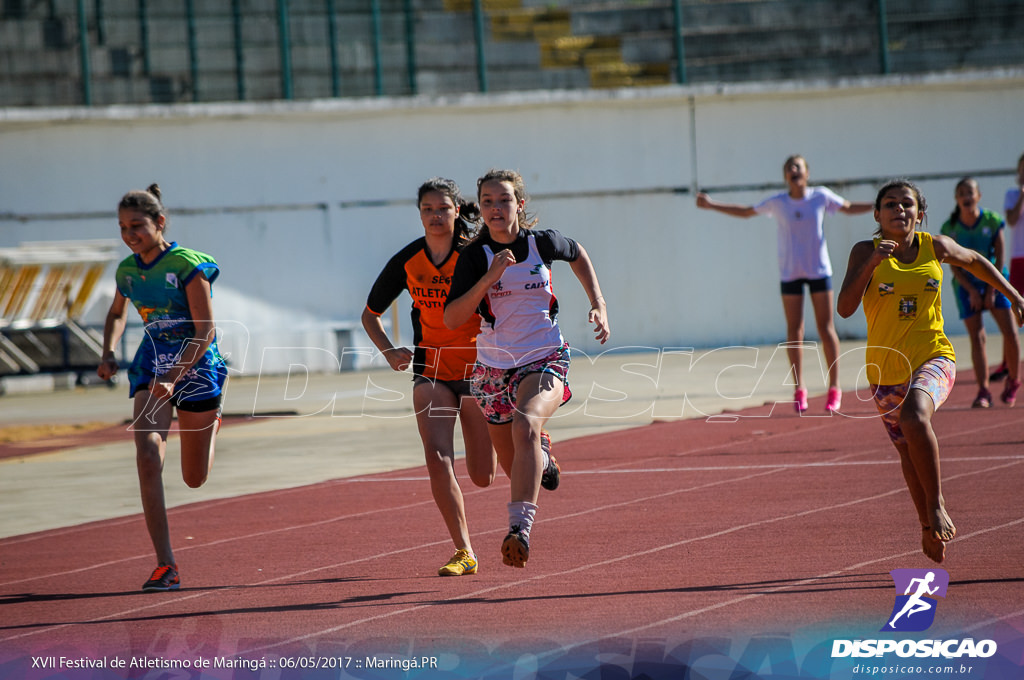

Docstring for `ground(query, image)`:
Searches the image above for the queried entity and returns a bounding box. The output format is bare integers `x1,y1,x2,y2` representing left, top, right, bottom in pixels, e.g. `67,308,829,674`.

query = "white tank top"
477,234,565,369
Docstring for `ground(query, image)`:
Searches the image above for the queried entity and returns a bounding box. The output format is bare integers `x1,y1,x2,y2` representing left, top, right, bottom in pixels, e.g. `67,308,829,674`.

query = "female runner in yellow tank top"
837,179,1024,563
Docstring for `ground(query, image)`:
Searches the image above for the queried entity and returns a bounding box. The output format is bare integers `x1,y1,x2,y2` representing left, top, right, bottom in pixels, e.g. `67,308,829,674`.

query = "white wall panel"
2,71,1022,374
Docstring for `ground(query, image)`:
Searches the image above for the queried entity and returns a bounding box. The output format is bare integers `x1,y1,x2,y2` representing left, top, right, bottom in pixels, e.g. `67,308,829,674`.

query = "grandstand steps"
1,0,1022,107
486,6,672,89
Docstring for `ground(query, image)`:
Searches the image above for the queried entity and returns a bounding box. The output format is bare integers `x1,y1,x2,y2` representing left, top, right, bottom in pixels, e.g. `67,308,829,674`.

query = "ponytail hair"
417,177,479,244
118,183,166,226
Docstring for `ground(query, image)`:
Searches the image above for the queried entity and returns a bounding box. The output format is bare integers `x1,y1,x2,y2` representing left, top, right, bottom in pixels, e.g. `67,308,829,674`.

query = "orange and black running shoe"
142,564,180,592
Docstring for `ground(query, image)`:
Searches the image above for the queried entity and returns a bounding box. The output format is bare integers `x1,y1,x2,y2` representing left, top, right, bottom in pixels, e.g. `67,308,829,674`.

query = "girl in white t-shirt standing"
445,169,609,569
696,155,873,413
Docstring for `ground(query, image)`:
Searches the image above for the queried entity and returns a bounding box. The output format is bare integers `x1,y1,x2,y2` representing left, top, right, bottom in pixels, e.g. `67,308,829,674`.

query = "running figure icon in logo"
883,569,950,632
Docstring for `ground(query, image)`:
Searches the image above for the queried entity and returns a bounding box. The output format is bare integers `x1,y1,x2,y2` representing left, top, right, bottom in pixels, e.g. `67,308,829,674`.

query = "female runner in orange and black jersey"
362,177,498,576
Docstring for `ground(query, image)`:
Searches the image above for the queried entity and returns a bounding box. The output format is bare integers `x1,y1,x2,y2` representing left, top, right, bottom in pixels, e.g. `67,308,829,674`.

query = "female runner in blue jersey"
445,169,610,569
97,184,227,592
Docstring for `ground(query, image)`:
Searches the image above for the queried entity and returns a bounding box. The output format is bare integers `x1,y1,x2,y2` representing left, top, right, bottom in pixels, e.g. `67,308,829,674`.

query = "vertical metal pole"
277,0,294,99
471,0,488,93
370,0,384,95
403,0,417,95
77,0,92,105
232,0,246,100
94,0,105,45
672,0,686,84
877,0,890,74
139,0,150,76
326,0,341,97
185,0,199,101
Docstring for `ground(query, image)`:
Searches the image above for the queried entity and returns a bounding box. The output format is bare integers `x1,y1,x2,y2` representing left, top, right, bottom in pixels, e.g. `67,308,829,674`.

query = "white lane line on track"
0,472,410,547
237,459,1024,655
0,493,449,588
0,467,786,643
339,454,1024,480
558,515,1024,656
964,608,1024,633
585,415,1018,474
1,419,844,576
0,448,815,589
2,412,1012,548
3,433,1019,586
5,458,1021,646
954,518,1024,635
4,427,1022,645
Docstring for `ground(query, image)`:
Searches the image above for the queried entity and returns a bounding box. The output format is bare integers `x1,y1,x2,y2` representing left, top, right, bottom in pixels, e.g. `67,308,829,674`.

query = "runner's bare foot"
929,507,956,542
921,526,946,563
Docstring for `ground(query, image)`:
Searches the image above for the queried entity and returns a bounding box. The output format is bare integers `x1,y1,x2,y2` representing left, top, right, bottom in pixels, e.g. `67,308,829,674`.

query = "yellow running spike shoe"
438,549,478,576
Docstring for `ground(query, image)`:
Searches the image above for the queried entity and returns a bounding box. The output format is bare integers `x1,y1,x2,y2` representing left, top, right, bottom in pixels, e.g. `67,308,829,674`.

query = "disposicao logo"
882,568,948,632
831,568,998,660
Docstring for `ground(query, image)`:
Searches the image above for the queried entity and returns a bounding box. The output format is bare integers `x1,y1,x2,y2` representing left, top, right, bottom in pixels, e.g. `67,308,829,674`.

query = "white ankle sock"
507,501,538,538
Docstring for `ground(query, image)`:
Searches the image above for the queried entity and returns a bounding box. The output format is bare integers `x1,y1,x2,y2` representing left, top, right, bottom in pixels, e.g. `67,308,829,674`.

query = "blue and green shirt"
115,242,226,401
940,209,1006,289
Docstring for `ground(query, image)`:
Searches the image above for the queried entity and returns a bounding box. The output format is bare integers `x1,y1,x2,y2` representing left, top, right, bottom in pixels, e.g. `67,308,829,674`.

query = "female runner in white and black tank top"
445,169,610,569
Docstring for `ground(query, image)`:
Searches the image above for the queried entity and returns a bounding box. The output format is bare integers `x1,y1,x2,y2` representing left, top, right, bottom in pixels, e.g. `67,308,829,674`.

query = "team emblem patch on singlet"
878,282,894,296
490,279,510,297
925,278,940,291
899,296,918,320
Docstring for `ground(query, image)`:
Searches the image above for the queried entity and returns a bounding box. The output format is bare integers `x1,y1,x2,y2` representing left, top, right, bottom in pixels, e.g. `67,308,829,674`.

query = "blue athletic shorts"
953,281,1010,320
128,338,227,411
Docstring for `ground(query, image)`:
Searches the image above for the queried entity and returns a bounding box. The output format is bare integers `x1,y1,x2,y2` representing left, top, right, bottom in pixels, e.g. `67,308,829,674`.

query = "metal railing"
2,0,1022,107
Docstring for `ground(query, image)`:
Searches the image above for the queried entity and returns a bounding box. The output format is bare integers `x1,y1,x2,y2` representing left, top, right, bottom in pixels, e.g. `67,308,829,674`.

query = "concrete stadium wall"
2,68,1023,376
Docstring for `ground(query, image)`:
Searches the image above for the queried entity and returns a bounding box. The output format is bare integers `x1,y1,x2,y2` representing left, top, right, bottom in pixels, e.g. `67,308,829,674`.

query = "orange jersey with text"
366,237,480,381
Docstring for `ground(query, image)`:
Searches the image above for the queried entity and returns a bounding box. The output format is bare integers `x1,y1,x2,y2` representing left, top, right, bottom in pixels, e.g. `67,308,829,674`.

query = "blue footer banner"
3,625,1023,680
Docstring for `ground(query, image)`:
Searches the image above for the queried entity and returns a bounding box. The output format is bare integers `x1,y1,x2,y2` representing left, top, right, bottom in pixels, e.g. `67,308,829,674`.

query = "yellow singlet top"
862,231,955,385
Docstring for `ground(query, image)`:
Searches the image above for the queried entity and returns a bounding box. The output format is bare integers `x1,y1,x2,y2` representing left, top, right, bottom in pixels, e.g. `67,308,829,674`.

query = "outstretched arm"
695,192,757,218
935,233,1024,325
839,201,875,215
569,244,609,344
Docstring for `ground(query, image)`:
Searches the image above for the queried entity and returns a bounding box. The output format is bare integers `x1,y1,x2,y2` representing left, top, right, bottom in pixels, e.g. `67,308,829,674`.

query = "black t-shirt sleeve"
445,243,488,309
366,240,420,315
534,229,580,263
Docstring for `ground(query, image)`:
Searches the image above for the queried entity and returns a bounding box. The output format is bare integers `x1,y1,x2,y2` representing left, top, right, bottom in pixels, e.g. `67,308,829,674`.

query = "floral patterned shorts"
871,356,956,446
470,343,572,425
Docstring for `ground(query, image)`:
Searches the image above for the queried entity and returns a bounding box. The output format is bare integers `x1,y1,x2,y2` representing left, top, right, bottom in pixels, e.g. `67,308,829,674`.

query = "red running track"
3,382,1024,679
